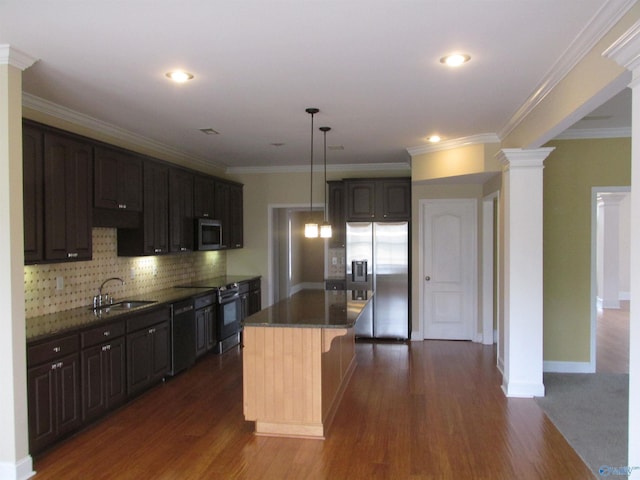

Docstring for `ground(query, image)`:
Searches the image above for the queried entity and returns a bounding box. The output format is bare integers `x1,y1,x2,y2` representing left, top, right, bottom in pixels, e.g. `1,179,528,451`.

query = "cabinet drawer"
28,335,79,366
126,306,171,333
81,321,125,348
194,293,215,309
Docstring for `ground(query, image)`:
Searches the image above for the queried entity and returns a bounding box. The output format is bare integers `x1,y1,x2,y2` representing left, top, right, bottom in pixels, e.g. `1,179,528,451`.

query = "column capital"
598,192,627,206
0,44,38,70
496,147,555,169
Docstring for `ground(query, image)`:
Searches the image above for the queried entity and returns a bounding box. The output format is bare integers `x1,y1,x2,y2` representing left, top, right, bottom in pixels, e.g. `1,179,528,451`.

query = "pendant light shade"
304,108,319,238
319,126,332,238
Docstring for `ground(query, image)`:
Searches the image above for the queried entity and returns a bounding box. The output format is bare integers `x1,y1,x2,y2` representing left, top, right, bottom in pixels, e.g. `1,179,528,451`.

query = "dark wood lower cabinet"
127,320,171,397
195,305,216,357
81,336,126,423
27,353,82,454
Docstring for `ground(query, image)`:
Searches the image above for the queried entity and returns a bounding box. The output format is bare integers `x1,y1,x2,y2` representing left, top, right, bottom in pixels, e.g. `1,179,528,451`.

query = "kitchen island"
242,289,372,439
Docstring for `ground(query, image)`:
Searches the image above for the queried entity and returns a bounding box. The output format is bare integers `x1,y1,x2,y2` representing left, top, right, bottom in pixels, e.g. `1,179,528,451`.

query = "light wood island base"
243,325,356,439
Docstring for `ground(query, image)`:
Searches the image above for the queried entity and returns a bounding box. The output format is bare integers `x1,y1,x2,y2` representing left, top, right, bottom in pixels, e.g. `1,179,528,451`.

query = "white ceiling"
0,1,633,171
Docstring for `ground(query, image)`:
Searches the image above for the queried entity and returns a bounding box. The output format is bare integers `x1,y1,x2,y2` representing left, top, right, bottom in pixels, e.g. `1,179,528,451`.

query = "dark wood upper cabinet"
214,180,243,249
94,146,142,212
345,178,410,222
118,160,169,256
193,175,215,219
43,132,93,262
23,124,44,263
168,168,194,252
327,181,345,248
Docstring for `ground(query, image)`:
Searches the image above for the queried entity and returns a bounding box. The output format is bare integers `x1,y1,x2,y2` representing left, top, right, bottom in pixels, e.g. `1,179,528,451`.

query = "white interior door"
422,199,477,340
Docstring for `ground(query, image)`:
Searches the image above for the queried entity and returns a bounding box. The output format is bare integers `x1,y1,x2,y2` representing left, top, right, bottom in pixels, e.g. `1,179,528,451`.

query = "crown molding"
406,133,500,157
554,127,631,140
22,93,226,172
498,0,637,140
227,162,410,175
603,18,640,72
0,44,38,70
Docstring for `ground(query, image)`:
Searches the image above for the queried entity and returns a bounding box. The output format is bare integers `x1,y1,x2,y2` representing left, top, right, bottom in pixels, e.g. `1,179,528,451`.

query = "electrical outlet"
130,267,135,279
152,265,158,277
332,257,337,265
56,276,64,290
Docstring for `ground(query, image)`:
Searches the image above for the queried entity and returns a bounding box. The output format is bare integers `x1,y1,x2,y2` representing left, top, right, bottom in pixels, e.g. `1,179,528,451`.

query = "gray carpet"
535,373,628,477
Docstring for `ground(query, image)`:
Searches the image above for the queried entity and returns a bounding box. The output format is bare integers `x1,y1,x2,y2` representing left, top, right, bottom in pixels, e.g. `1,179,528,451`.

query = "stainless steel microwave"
196,218,223,250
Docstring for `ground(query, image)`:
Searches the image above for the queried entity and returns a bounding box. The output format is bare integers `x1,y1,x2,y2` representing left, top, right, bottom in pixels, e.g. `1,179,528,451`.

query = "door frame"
482,192,499,345
589,186,630,373
418,198,478,341
267,203,324,307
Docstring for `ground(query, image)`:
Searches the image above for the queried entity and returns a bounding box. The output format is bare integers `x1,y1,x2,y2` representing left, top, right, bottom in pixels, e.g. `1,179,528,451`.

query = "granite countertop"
242,289,373,329
26,275,262,342
175,274,260,288
26,287,213,342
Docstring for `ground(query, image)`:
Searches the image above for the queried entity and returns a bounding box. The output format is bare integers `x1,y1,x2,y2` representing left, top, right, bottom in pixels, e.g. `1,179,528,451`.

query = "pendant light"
319,126,332,238
304,108,319,238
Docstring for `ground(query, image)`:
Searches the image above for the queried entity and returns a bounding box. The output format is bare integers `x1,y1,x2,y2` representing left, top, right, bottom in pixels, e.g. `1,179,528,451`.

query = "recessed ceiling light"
166,70,194,82
439,54,471,67
429,135,441,143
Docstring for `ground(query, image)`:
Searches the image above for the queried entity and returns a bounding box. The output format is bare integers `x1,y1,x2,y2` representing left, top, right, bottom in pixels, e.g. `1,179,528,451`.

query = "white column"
0,45,37,480
497,147,554,398
604,20,640,477
599,193,625,309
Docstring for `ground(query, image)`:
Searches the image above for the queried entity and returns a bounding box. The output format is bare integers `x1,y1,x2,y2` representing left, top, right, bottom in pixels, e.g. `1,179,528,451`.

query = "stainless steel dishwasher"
168,298,195,376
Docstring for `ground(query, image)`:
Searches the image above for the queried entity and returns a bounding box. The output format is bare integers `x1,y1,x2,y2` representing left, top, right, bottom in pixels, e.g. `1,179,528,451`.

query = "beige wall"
543,137,631,362
412,143,501,182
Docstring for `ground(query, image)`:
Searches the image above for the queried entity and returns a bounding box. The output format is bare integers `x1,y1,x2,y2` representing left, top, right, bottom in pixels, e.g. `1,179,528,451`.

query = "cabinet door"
81,344,107,422
150,321,171,381
193,175,215,218
143,161,169,255
27,363,57,452
214,181,230,248
228,183,243,248
379,179,411,220
44,133,93,261
23,124,44,263
28,353,81,453
248,289,261,316
127,328,152,396
56,355,82,437
169,168,194,252
328,181,345,248
345,180,376,221
105,336,126,409
94,147,142,212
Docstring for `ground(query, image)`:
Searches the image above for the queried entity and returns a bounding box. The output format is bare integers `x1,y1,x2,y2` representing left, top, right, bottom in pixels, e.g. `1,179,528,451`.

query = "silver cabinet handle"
118,204,127,209
154,248,162,253
67,252,78,258
148,328,156,334
53,346,61,352
103,331,110,337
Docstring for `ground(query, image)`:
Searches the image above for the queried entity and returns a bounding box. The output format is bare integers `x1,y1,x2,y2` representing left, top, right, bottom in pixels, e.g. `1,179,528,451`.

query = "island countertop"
242,289,373,329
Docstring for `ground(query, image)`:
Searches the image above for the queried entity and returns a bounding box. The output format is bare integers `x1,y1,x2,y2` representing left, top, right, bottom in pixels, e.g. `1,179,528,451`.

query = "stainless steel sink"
110,300,157,310
90,300,157,311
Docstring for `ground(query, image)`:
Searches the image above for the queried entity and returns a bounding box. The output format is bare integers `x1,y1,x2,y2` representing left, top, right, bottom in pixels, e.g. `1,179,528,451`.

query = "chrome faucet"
94,277,125,308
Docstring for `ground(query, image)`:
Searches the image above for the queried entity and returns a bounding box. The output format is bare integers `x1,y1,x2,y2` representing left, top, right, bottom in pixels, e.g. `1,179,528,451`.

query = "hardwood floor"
32,341,594,479
597,300,630,373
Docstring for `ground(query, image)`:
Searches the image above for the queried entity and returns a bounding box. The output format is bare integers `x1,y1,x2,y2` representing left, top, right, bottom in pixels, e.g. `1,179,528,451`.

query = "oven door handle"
219,292,240,303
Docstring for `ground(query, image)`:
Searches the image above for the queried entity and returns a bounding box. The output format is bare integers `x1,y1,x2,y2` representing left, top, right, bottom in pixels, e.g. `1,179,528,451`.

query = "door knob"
425,276,431,281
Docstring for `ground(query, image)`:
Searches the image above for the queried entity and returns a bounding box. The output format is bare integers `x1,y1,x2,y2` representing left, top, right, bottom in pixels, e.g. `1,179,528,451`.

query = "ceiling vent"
199,128,220,135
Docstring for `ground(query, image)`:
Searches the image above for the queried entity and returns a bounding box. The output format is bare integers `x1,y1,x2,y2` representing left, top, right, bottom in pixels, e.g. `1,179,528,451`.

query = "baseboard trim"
501,380,545,398
543,360,594,373
0,455,35,480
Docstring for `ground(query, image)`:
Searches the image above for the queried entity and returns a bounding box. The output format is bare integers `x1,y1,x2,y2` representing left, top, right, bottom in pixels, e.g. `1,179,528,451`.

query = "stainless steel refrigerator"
346,222,409,339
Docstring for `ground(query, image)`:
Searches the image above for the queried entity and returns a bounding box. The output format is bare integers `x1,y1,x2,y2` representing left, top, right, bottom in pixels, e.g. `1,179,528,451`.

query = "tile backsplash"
24,228,226,318
326,247,346,278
